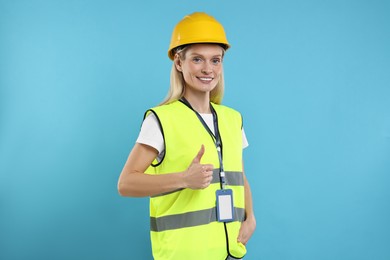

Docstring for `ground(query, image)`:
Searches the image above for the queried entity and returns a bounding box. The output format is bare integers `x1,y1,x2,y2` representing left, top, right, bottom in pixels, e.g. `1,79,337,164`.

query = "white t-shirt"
136,113,248,161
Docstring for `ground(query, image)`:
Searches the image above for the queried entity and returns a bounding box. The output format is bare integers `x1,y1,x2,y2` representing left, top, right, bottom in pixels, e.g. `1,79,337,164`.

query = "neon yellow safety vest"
145,100,246,260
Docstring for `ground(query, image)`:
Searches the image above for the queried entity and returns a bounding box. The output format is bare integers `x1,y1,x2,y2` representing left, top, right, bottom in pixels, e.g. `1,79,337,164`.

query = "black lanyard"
179,97,226,189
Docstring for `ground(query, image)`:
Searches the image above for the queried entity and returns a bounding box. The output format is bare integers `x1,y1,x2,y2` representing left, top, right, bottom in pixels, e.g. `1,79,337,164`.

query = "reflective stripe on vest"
150,207,245,232
151,169,244,198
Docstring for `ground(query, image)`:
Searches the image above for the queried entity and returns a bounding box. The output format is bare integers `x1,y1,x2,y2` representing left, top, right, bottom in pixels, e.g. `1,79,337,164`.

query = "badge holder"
216,189,234,222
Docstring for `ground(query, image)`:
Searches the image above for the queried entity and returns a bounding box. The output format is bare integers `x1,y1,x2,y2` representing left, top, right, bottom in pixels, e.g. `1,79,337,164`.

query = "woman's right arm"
117,143,214,197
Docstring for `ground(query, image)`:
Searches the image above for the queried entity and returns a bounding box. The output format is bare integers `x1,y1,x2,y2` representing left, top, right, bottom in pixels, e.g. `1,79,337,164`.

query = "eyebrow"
189,53,223,58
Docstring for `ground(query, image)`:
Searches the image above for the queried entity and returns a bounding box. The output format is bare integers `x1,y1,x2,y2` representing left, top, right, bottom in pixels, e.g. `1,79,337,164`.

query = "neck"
183,93,211,114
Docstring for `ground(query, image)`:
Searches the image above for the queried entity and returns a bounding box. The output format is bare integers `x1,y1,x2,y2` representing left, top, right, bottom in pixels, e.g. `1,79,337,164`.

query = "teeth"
198,77,213,81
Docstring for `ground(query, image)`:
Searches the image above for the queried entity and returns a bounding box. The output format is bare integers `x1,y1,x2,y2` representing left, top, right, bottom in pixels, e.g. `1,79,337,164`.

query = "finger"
203,164,214,171
203,179,211,189
206,171,213,178
237,227,249,245
192,144,205,163
237,226,244,242
237,233,242,242
237,235,247,245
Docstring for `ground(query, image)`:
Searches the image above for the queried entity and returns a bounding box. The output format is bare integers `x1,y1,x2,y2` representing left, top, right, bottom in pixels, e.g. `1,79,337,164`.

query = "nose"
201,62,212,74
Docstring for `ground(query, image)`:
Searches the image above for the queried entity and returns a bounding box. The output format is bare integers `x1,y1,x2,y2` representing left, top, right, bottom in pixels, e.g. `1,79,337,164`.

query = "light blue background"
1,0,389,259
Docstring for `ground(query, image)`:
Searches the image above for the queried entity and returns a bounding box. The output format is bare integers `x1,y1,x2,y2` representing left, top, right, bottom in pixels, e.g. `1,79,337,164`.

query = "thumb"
192,144,205,163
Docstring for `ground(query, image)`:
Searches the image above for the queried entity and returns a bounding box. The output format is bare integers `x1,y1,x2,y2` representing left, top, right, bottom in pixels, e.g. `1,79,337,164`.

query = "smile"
197,77,213,82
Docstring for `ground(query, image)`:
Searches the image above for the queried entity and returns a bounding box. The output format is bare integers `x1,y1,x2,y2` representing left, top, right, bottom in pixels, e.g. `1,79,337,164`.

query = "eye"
192,57,203,63
212,58,221,65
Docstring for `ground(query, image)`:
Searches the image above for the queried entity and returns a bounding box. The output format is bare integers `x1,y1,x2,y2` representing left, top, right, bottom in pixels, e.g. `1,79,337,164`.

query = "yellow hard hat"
168,12,230,60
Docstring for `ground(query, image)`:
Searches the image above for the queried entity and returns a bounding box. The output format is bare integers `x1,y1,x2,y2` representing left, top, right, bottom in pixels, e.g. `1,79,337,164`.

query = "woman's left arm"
237,161,257,245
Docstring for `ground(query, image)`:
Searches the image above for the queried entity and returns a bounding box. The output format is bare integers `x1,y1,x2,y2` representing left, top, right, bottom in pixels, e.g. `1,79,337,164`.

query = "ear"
174,54,183,72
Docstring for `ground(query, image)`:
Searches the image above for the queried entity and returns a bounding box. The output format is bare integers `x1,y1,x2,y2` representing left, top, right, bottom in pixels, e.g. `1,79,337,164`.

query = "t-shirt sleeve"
242,127,249,149
136,113,164,154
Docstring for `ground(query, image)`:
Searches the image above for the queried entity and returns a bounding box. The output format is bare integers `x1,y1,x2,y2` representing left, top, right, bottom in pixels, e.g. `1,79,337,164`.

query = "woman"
118,12,256,260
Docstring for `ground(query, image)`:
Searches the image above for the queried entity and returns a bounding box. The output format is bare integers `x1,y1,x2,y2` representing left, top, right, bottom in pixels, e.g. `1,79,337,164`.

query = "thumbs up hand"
184,145,214,190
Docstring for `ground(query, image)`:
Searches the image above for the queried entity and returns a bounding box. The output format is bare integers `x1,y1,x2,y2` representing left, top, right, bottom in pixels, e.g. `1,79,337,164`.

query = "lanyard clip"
220,171,226,189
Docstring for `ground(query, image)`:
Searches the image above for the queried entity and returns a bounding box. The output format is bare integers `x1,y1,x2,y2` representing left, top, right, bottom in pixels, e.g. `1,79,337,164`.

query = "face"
175,44,224,96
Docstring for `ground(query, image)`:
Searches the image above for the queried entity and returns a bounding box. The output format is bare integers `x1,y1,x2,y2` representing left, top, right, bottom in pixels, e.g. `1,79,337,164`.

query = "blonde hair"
160,45,226,106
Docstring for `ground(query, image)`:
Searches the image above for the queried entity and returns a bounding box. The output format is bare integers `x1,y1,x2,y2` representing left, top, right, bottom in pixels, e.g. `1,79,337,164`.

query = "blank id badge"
216,189,234,222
